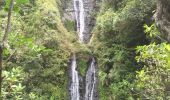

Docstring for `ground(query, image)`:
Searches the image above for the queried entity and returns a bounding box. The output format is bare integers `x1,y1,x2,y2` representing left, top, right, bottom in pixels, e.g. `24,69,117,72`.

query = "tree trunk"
0,46,2,97
155,0,170,42
0,0,14,97
3,0,14,42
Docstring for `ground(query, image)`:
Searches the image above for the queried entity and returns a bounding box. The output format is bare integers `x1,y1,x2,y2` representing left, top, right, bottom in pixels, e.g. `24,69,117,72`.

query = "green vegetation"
0,0,170,99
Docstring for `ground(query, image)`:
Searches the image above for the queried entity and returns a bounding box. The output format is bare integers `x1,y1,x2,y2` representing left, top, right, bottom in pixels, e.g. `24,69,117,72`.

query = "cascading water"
69,0,98,99
70,54,80,100
73,0,85,43
85,58,97,100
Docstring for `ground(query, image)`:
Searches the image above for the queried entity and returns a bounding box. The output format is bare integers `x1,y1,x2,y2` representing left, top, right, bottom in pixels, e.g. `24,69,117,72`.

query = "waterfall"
85,58,97,100
69,0,98,99
73,0,85,42
70,54,80,100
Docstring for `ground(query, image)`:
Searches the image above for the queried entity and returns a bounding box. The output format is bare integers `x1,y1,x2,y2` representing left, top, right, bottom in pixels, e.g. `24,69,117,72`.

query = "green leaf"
3,48,10,56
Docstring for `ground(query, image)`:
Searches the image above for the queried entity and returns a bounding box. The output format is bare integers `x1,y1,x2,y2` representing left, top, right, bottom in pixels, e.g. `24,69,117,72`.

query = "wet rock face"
82,0,98,43
84,57,99,100
62,0,99,43
61,0,75,22
79,75,86,100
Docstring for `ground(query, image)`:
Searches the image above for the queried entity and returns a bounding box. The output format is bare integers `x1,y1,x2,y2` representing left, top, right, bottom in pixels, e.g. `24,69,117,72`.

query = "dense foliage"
0,0,170,99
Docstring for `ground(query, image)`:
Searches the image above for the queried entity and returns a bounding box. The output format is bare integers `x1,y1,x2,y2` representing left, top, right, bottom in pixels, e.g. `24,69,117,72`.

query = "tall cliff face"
61,0,75,22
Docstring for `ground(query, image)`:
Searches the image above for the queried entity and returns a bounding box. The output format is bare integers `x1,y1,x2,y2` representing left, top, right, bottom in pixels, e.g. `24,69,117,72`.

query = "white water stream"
85,58,96,100
70,54,80,100
70,0,98,99
74,0,85,43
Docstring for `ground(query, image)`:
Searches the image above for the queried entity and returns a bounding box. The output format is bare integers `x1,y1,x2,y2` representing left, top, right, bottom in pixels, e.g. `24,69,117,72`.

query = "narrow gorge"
69,0,98,99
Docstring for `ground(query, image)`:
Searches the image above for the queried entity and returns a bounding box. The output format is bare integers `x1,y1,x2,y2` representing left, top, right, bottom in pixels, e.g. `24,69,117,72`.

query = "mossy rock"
76,51,92,76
